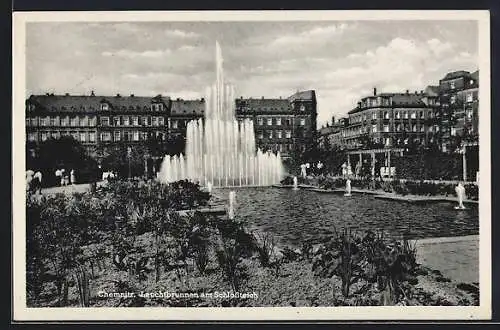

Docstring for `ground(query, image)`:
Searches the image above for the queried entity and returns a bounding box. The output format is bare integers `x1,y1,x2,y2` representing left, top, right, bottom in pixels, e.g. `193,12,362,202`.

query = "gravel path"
412,235,479,284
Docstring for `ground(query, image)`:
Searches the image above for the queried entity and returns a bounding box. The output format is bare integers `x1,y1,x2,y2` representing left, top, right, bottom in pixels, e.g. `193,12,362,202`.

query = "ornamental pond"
216,187,479,247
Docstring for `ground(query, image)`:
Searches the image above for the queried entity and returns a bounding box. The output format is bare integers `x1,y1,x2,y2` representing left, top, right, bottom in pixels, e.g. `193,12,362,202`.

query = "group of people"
55,168,76,186
101,171,117,181
26,170,43,194
299,161,324,178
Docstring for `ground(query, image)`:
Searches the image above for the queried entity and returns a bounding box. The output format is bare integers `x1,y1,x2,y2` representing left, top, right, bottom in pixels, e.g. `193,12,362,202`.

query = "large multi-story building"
318,116,347,148
342,88,439,150
25,90,317,160
438,70,479,151
235,90,317,158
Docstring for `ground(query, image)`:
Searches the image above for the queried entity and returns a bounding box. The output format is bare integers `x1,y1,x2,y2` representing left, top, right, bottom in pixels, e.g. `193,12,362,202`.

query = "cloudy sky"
26,20,478,126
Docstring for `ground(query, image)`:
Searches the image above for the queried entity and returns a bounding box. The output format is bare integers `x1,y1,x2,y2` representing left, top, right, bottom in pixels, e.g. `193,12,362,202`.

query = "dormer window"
300,104,305,111
450,81,456,89
101,103,109,111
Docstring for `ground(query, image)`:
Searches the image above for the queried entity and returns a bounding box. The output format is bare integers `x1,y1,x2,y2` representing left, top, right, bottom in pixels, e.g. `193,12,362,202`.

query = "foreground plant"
312,228,363,298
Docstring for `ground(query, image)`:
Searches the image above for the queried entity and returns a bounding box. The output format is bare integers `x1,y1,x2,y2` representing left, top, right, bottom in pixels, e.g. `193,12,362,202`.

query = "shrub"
253,232,278,267
464,184,479,200
280,176,294,185
312,228,363,298
215,237,248,292
312,228,420,305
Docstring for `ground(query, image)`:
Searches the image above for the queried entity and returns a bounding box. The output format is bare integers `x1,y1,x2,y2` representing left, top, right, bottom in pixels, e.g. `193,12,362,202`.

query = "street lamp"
127,146,132,179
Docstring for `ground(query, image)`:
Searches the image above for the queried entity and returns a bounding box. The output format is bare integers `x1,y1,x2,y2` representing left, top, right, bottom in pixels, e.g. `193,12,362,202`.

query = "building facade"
438,70,479,152
318,116,347,149
235,90,317,158
342,88,440,150
26,90,317,160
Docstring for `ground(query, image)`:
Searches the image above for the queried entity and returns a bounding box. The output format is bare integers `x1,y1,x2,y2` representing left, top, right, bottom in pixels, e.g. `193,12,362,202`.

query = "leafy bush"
312,228,420,305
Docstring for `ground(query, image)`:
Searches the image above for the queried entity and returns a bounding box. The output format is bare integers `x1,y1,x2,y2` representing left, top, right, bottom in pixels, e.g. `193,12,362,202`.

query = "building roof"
390,93,426,106
441,70,471,81
348,92,428,114
170,99,205,116
27,94,171,112
239,98,291,112
471,70,479,81
28,95,103,112
104,95,170,111
288,90,316,102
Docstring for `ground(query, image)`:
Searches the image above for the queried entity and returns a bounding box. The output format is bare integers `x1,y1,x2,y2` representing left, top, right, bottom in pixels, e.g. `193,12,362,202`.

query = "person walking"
60,169,66,186
55,169,62,186
33,170,43,194
317,161,324,176
70,169,76,185
26,170,34,192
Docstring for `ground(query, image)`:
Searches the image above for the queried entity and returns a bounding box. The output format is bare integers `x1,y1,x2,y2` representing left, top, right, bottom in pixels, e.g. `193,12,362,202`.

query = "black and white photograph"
12,10,491,320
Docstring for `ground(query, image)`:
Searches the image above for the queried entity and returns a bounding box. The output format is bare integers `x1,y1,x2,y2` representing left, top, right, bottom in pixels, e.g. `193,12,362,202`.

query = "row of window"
99,103,164,112
258,143,295,153
99,131,166,142
26,116,98,127
255,117,305,126
101,116,166,127
256,130,293,139
350,110,433,124
28,130,167,143
28,131,97,143
343,124,440,137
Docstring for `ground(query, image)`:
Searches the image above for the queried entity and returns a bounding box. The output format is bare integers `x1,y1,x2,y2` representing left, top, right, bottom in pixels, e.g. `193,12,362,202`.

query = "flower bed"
26,179,478,307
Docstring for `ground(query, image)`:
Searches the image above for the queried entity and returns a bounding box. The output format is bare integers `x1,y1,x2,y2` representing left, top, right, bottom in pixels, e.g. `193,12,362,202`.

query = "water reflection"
218,188,479,247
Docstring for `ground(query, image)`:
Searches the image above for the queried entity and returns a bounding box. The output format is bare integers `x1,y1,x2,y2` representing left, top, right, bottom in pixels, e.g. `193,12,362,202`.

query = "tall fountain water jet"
158,41,284,186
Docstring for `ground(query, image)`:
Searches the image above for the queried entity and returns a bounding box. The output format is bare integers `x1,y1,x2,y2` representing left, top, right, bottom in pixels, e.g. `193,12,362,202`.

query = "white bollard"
228,191,236,219
344,178,352,197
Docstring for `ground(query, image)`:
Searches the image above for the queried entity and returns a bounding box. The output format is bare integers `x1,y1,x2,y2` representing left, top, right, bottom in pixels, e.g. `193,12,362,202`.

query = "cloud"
102,49,171,58
269,23,350,47
165,29,200,38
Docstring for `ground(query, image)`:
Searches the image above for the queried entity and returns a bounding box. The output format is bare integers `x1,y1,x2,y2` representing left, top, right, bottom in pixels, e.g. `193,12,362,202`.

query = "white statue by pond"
300,164,307,178
344,178,352,197
292,176,299,190
455,182,466,210
228,191,236,219
207,181,213,193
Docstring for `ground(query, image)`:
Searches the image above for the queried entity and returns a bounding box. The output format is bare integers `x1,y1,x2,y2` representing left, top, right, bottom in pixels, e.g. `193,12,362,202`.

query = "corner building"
235,90,317,159
344,88,440,149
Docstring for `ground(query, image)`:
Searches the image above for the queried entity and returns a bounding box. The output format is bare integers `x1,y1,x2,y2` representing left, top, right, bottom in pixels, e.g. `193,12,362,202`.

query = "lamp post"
127,146,132,180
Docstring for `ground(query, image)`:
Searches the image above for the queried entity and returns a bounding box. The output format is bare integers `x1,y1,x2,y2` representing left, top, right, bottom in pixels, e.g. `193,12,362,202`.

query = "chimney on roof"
90,90,95,96
261,96,264,99
406,90,409,94
373,87,377,96
331,115,335,124
414,91,418,95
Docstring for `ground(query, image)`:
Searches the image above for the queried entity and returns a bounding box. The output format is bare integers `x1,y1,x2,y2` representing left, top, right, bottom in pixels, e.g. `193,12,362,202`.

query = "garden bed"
26,179,479,307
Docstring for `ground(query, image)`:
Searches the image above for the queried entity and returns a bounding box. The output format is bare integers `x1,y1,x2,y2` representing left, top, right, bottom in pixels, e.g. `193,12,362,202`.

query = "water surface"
217,187,479,246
